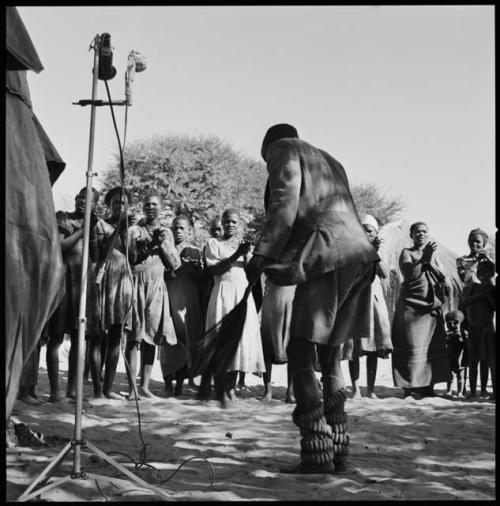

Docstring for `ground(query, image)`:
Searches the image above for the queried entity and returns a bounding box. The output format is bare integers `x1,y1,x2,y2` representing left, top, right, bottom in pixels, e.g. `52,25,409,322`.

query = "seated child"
444,309,468,398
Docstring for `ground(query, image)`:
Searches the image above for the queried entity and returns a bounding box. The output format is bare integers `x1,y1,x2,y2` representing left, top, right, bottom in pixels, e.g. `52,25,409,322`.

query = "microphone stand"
17,34,170,502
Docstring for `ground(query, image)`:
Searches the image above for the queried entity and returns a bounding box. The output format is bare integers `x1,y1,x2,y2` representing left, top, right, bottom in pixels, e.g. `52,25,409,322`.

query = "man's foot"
488,394,495,401
188,380,198,390
466,391,477,399
163,384,174,398
174,384,184,396
227,389,237,402
18,395,43,406
279,461,336,474
479,391,489,399
351,389,362,400
456,392,465,399
444,390,453,397
285,392,296,404
366,391,378,399
237,382,248,391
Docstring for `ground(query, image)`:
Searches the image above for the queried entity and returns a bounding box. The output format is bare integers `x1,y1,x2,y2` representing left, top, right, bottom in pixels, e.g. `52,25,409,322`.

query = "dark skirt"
391,300,451,388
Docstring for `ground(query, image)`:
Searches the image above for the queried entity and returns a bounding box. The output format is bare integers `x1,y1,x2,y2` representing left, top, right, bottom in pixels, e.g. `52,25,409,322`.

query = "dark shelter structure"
5,6,66,420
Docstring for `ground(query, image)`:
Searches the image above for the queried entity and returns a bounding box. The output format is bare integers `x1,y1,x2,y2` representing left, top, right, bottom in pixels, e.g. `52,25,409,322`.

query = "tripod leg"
85,441,172,500
17,441,73,501
18,476,72,502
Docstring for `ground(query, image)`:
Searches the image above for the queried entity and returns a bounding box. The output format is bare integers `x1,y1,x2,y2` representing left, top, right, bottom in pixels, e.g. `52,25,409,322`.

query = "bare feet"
19,395,43,406
444,390,453,397
261,391,273,402
138,387,157,399
48,393,67,403
351,389,362,400
103,391,122,400
366,392,379,399
227,389,237,402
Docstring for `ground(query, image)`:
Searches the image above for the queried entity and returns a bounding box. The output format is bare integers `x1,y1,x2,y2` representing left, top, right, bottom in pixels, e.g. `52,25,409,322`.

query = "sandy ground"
6,340,496,501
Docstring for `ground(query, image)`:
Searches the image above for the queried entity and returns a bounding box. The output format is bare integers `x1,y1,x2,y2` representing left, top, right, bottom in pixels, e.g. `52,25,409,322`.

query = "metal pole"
73,34,101,476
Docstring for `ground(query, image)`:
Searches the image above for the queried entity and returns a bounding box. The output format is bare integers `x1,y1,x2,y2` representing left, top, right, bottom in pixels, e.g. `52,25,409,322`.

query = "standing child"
444,310,468,398
456,228,494,395
344,215,393,399
126,194,180,399
46,187,103,401
160,215,205,396
202,208,265,402
96,187,136,399
463,260,496,400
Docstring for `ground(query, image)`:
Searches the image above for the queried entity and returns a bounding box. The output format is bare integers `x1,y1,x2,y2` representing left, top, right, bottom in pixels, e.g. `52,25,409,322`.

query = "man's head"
74,187,99,215
261,123,299,161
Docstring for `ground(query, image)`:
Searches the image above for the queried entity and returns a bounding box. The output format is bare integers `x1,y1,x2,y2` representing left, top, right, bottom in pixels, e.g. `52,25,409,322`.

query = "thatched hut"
377,220,464,322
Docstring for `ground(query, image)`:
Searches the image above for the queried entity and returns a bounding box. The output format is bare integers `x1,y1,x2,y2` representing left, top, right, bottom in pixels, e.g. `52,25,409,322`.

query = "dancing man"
245,124,379,474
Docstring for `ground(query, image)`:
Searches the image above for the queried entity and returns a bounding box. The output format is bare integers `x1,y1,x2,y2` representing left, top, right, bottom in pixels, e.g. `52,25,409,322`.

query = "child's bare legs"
285,362,295,403
366,354,378,398
479,360,489,397
139,342,156,398
46,333,65,402
125,341,140,399
88,334,104,398
348,357,361,399
445,379,453,397
456,369,465,398
83,340,91,384
66,330,79,399
174,366,186,396
103,325,124,399
227,371,238,401
262,360,273,402
468,360,478,398
18,342,42,405
237,372,247,390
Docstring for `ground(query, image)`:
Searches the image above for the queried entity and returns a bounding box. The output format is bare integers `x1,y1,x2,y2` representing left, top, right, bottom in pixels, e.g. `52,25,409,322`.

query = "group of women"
18,186,494,405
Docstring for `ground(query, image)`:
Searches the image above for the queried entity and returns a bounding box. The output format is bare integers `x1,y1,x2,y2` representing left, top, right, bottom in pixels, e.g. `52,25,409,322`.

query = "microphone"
124,50,147,106
98,33,117,81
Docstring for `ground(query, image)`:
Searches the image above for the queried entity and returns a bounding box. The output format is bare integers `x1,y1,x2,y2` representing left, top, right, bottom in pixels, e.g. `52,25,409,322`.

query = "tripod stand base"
17,439,172,502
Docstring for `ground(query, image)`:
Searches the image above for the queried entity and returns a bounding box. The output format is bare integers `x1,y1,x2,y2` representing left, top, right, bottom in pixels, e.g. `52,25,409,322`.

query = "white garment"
204,237,265,374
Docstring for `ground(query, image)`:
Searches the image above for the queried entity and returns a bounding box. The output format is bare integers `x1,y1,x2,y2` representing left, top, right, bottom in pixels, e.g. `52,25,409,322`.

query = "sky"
17,5,495,255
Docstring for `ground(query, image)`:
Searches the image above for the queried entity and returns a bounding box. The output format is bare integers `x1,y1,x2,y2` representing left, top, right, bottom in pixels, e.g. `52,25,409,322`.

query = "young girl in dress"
126,194,180,399
203,208,265,402
160,215,204,396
